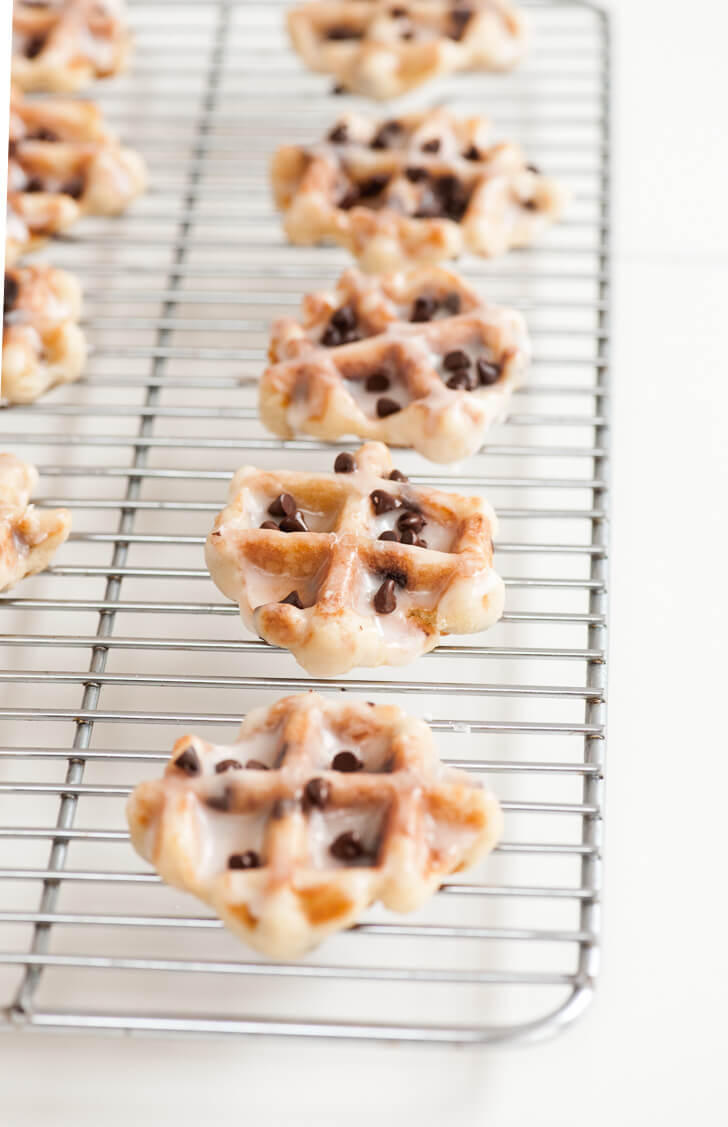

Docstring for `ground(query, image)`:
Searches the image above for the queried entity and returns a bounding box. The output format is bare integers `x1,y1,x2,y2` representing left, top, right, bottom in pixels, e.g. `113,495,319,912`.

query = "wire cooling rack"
0,0,609,1045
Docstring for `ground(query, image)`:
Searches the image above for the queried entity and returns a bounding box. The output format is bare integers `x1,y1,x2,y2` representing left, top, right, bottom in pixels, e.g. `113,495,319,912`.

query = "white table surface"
3,0,727,1122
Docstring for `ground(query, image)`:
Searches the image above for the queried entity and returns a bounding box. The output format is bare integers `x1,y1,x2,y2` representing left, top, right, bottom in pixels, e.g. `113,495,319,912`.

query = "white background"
2,0,728,1122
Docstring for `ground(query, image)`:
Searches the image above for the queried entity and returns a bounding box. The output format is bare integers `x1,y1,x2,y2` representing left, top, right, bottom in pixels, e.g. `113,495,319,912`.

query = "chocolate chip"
28,127,59,143
386,567,408,588
443,349,470,371
272,797,298,818
446,370,475,391
325,25,363,40
206,786,233,812
449,8,472,40
397,510,425,533
379,530,399,542
228,850,261,870
328,122,349,143
7,140,17,159
332,82,346,95
331,304,356,332
330,831,364,861
399,528,416,544
321,323,342,346
435,174,471,221
246,759,269,770
61,176,85,200
215,758,242,773
405,166,427,183
523,198,539,211
388,468,409,482
304,777,330,810
365,371,390,393
376,396,401,418
421,138,441,153
476,358,501,385
334,452,356,473
390,5,407,14
442,293,462,314
401,29,414,40
526,162,540,174
24,34,46,59
338,186,360,210
331,750,363,772
3,275,19,315
370,121,402,151
410,295,437,322
173,747,200,775
463,144,481,161
374,578,397,614
260,520,279,530
280,590,303,609
370,489,398,515
268,492,297,518
416,537,428,548
279,512,309,533
24,175,44,193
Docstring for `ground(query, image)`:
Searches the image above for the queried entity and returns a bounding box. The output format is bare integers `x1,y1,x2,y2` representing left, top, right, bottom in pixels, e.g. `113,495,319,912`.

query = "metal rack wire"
0,0,609,1044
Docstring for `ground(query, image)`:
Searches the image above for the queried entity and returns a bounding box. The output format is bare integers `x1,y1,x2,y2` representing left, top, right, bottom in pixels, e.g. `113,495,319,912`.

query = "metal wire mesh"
0,0,609,1044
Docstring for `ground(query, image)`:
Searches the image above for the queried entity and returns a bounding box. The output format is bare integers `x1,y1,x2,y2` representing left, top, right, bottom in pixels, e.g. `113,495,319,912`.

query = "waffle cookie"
261,266,529,463
0,453,71,592
12,0,131,92
272,109,567,271
3,265,86,405
288,0,526,100
205,441,504,676
127,693,502,958
7,90,146,263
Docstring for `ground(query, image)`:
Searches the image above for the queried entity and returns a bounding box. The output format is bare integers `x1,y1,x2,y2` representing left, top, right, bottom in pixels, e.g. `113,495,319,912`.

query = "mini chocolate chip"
280,590,303,608
379,530,399,542
386,567,408,588
370,489,399,515
268,492,297,517
332,82,346,95
330,830,364,861
463,144,481,161
397,510,425,533
365,371,390,393
260,520,279,530
334,452,356,473
442,293,462,314
246,759,269,770
3,275,19,314
61,176,85,200
304,777,330,810
446,370,475,391
279,512,309,533
370,120,402,150
331,750,363,772
401,28,414,40
405,166,428,182
526,162,540,174
272,797,298,819
215,758,243,773
374,578,397,614
376,396,401,418
410,295,438,322
358,174,390,198
416,537,428,548
331,304,356,331
325,25,363,40
421,138,441,153
206,786,233,812
449,8,472,40
476,358,501,385
523,198,539,211
328,122,349,143
399,528,416,545
24,34,46,59
443,349,471,371
28,127,59,143
228,850,261,870
174,747,200,775
24,176,44,193
388,468,409,482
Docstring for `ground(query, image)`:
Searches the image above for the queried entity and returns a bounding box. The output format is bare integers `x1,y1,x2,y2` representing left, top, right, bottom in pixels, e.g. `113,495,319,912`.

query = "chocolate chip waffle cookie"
288,0,526,100
7,90,146,263
205,441,504,676
260,266,529,463
3,264,86,404
0,453,71,592
272,109,568,271
127,692,502,958
12,0,131,92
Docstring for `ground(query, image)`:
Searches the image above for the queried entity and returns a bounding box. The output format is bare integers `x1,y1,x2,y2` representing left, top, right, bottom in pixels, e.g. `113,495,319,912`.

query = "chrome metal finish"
0,0,610,1045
